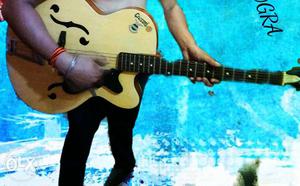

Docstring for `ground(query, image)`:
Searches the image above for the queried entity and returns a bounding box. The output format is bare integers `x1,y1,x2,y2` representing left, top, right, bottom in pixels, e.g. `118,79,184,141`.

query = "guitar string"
12,49,119,59
8,41,119,56
11,46,288,73
122,65,283,82
117,54,284,78
121,62,283,79
63,50,284,81
129,71,283,81
11,46,121,58
118,59,284,82
12,46,284,82
122,64,283,82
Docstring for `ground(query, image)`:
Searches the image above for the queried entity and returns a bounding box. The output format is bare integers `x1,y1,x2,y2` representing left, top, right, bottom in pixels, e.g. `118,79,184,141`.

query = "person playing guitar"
2,0,220,185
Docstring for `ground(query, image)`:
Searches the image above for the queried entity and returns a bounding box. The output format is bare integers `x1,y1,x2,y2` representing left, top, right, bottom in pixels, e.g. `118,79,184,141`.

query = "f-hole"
58,31,66,47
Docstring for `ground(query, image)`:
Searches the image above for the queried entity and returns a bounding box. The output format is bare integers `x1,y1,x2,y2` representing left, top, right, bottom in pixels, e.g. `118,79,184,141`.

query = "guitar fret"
127,53,130,71
130,54,135,72
143,55,145,73
129,54,132,71
134,55,137,72
245,71,250,81
179,60,182,75
159,57,162,74
120,53,123,71
259,71,268,84
127,54,131,71
148,56,151,74
194,62,197,77
139,55,144,73
221,66,225,80
166,61,168,75
128,54,130,71
125,53,127,71
137,55,139,72
136,55,139,72
123,53,125,71
186,61,189,77
117,54,284,87
203,63,206,77
133,54,136,72
121,53,124,71
255,69,258,83
243,70,246,81
267,71,271,83
132,54,135,72
153,56,156,74
138,55,141,72
147,55,150,73
206,68,211,77
172,62,174,75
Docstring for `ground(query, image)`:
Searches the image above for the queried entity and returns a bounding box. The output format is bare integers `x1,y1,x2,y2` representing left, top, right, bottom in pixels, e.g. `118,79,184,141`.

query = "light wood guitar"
6,0,300,114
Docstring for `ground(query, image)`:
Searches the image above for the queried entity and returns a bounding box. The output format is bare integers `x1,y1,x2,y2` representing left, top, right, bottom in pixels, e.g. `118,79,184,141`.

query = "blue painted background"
0,0,299,185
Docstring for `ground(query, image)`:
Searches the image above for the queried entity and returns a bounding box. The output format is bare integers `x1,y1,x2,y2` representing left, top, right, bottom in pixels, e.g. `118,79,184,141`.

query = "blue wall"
0,0,299,185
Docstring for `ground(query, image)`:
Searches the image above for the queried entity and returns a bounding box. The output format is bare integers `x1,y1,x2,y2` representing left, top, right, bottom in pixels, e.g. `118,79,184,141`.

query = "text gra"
255,0,283,36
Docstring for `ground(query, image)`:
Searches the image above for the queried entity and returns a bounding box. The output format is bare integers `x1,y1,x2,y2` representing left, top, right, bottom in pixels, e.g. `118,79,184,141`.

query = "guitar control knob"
129,23,139,33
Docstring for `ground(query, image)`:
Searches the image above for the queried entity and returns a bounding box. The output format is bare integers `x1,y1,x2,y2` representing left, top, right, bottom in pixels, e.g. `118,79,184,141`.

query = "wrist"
178,33,196,51
49,47,66,66
54,52,73,74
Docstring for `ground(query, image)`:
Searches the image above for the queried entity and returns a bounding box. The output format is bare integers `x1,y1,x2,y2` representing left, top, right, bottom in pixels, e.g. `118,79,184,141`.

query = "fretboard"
117,53,284,85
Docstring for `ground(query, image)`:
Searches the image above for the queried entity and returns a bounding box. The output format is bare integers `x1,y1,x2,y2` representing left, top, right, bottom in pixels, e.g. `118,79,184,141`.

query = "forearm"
161,0,219,85
3,0,58,59
163,4,195,50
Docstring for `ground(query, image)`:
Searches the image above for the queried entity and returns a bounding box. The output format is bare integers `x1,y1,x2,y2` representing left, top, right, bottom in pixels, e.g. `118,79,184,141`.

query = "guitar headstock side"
284,66,300,90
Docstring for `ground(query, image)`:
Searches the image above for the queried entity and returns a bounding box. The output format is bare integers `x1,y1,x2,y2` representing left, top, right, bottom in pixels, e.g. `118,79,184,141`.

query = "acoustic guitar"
6,0,300,114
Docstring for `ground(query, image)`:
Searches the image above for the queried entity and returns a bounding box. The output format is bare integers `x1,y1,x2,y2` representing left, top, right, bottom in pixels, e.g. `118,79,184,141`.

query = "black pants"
58,97,140,186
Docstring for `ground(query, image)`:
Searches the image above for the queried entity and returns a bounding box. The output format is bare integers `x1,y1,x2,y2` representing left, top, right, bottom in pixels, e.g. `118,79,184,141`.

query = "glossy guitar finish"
7,0,158,113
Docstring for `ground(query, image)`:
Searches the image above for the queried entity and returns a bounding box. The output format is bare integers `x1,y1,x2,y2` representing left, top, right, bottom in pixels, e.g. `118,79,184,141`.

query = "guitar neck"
6,37,285,86
117,53,284,85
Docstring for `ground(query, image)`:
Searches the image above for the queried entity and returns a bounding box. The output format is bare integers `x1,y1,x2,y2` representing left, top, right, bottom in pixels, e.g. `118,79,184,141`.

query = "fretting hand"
182,43,221,87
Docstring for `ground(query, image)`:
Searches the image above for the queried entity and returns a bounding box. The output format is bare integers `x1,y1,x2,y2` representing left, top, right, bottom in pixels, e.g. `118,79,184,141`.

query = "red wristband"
49,47,66,67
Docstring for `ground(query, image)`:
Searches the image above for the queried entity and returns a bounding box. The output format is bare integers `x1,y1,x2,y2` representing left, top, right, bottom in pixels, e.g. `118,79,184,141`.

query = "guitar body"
7,0,158,113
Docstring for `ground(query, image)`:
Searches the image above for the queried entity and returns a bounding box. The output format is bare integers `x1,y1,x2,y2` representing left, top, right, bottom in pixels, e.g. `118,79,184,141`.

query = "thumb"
197,50,221,67
204,55,221,67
